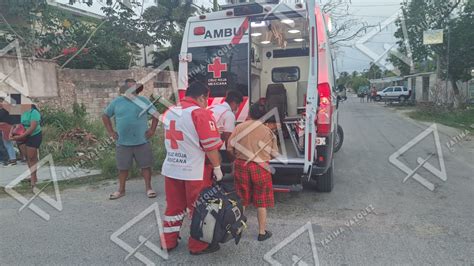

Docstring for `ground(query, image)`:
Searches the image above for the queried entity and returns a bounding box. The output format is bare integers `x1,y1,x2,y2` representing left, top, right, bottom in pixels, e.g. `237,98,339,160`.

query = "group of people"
0,97,43,188
103,79,279,255
359,86,378,103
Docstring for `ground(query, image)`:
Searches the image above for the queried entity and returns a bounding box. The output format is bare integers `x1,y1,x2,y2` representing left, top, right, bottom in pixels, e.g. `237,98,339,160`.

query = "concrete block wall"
38,68,175,119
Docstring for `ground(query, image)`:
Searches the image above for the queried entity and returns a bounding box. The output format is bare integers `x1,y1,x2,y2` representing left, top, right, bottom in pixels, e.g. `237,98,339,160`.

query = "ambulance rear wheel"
334,125,344,153
315,159,334,192
303,159,334,192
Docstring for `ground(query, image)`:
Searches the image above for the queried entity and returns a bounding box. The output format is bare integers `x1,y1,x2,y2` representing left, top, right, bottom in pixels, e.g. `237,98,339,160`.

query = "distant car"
357,86,369,98
375,86,412,102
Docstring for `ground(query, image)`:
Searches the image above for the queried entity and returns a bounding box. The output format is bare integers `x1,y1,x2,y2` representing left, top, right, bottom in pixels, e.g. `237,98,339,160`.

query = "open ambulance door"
303,0,318,181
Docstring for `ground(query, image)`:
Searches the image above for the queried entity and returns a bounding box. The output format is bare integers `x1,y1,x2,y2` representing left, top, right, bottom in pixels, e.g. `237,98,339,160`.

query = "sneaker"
190,244,220,255
4,160,17,167
258,230,272,242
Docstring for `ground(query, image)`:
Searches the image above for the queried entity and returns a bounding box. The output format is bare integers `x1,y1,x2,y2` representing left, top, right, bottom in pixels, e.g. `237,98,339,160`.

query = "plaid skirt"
234,159,274,208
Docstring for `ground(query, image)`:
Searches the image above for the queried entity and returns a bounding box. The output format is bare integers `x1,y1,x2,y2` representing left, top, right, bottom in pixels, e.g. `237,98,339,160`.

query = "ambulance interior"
249,16,310,160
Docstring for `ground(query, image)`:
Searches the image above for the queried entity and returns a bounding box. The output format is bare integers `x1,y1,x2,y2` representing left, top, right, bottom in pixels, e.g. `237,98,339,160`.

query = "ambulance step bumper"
273,184,303,193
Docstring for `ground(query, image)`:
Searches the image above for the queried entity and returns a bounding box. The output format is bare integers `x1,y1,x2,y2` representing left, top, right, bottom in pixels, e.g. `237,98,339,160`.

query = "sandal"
147,190,157,198
109,191,125,200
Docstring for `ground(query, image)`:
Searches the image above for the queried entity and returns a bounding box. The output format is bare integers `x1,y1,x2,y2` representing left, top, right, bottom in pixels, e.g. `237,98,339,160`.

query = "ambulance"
177,0,344,192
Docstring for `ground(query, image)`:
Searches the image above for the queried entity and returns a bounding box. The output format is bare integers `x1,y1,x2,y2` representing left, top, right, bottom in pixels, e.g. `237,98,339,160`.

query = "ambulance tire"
303,159,334,192
315,159,334,193
334,125,344,153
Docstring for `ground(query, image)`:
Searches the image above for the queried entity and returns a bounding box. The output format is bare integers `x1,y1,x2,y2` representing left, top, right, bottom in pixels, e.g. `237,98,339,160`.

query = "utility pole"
213,0,219,11
445,22,451,104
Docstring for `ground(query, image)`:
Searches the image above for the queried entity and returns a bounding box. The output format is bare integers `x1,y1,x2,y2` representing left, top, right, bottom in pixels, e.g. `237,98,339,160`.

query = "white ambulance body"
177,0,343,192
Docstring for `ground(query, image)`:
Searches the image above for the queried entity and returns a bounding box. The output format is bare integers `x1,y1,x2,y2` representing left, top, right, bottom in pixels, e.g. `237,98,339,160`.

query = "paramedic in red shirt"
208,90,243,148
161,81,223,255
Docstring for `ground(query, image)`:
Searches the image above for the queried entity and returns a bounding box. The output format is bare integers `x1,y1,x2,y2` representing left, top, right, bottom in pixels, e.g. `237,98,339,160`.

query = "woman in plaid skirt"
227,103,279,242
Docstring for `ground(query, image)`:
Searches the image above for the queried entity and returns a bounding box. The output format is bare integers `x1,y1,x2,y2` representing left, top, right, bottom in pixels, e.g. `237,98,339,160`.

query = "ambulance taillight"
317,82,332,136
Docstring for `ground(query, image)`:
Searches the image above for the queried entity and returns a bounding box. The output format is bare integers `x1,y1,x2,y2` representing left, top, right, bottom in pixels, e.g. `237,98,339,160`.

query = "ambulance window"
272,67,300,83
187,44,249,98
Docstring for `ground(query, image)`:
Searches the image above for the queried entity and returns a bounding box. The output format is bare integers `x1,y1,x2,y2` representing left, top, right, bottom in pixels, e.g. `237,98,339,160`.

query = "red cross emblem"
208,57,227,79
165,120,184,149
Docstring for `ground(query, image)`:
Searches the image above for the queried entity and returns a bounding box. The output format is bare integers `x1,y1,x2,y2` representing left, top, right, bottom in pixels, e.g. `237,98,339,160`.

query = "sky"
55,0,405,74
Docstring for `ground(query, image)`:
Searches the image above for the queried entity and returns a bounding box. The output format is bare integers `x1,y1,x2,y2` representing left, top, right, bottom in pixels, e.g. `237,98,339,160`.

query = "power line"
349,4,401,7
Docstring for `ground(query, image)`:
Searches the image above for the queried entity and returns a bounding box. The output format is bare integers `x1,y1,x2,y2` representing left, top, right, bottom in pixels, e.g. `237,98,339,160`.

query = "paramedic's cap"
186,81,209,98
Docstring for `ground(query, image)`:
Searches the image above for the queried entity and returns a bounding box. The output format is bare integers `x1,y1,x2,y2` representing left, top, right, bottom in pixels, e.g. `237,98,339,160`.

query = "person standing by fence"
10,103,42,188
0,97,17,166
103,80,159,200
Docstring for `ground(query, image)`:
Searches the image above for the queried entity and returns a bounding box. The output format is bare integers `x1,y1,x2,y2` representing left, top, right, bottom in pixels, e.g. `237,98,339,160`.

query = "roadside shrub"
408,105,474,131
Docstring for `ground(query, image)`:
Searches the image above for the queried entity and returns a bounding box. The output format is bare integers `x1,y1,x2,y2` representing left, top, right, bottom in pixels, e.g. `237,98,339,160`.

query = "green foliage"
72,102,87,119
142,0,197,68
391,0,472,92
363,62,382,79
408,105,474,131
337,71,350,86
448,1,474,83
351,76,369,93
337,70,369,92
150,93,176,114
39,104,167,179
1,1,143,69
41,105,89,132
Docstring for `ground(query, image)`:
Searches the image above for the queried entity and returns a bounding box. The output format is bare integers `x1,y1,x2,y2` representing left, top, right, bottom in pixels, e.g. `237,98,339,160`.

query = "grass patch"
407,105,474,131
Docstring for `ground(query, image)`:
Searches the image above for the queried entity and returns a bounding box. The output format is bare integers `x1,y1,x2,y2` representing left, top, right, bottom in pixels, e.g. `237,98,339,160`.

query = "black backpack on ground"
191,183,247,245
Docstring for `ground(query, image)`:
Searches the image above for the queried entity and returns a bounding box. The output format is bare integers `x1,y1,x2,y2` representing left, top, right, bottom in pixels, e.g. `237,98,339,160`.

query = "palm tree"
142,0,196,68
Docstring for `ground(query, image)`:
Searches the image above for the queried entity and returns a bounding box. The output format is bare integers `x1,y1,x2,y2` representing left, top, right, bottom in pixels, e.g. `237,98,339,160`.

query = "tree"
391,0,471,108
337,71,351,86
322,0,375,47
387,52,411,76
447,1,474,93
0,0,147,69
363,62,382,80
141,0,196,68
350,76,369,93
0,0,49,56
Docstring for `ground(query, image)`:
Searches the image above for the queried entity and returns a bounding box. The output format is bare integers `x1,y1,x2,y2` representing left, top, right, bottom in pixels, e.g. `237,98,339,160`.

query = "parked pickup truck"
375,86,412,102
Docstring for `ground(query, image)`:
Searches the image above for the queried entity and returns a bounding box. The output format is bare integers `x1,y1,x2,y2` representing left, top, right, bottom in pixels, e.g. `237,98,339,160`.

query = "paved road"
1,96,473,265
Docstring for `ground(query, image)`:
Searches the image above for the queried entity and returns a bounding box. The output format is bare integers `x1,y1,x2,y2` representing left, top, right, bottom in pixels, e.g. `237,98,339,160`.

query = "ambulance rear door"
303,0,319,180
184,17,250,120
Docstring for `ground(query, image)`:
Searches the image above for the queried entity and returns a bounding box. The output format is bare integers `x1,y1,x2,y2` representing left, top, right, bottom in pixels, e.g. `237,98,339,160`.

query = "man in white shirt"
208,90,244,149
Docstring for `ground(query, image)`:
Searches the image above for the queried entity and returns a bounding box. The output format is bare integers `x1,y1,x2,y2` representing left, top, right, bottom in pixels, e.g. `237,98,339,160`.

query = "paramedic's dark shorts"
19,133,43,149
116,142,153,170
234,159,274,208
